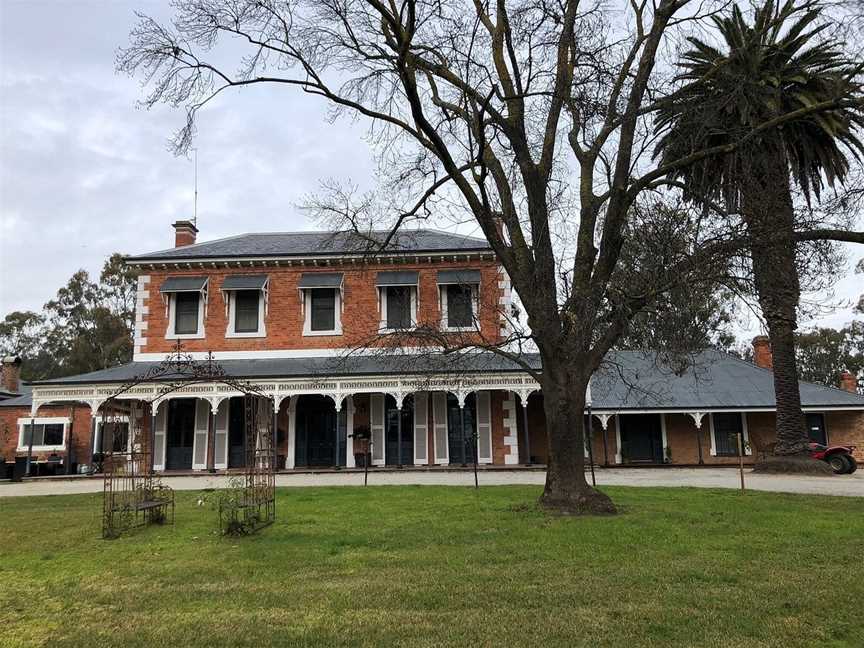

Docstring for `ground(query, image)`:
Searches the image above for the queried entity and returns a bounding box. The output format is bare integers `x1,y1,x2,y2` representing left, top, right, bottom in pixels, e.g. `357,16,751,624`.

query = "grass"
0,486,862,648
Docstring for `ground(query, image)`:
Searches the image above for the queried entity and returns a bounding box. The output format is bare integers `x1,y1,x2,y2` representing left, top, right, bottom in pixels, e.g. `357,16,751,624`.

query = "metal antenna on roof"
192,148,199,227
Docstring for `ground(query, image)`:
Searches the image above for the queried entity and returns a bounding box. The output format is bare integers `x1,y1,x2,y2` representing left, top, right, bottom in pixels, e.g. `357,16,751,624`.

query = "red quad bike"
809,442,858,474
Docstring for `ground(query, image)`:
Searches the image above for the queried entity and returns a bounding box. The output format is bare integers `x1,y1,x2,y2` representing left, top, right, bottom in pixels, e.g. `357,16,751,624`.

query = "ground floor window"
446,393,476,465
385,394,414,465
165,398,197,470
98,421,130,453
806,413,827,445
712,413,744,457
18,419,67,450
295,394,347,467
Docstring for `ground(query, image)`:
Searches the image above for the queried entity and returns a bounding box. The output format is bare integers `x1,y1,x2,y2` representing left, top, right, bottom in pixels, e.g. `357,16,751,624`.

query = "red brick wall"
139,260,504,355
0,404,93,467
826,411,864,462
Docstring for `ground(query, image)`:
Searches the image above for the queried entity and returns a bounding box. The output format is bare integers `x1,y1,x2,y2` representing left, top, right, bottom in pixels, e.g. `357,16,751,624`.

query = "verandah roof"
21,350,864,411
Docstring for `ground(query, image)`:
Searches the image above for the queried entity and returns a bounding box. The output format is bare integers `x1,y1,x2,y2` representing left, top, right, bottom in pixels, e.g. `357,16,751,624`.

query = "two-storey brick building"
2,221,863,476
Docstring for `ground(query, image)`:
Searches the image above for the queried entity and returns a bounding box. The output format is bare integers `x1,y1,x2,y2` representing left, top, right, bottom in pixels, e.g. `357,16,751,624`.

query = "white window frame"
379,285,418,332
225,290,267,338
94,416,132,454
302,288,342,336
439,283,479,332
709,412,752,457
17,417,69,452
166,292,206,340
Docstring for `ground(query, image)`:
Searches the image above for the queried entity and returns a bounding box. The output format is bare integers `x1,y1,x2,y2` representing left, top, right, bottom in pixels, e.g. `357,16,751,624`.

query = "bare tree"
119,0,864,514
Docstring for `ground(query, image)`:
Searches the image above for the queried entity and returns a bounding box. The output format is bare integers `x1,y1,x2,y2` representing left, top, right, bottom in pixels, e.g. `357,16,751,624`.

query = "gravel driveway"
1,467,861,497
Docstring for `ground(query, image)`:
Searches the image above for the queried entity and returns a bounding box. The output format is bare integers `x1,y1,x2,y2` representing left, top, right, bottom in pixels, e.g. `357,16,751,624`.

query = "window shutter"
192,399,210,470
371,394,385,465
432,392,449,465
153,404,167,471
413,392,428,465
476,392,492,464
214,400,229,469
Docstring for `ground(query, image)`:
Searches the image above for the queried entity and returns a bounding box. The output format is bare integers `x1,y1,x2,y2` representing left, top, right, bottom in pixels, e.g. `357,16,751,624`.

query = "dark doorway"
296,395,346,467
806,413,827,445
228,396,246,468
446,393,476,465
619,414,664,463
166,398,196,470
385,395,414,465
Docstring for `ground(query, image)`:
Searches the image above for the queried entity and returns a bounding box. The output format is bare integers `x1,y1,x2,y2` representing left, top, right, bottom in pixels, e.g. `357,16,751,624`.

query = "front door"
446,393,476,465
166,398,196,470
228,396,246,468
619,414,663,463
296,395,339,467
806,413,827,445
385,395,414,465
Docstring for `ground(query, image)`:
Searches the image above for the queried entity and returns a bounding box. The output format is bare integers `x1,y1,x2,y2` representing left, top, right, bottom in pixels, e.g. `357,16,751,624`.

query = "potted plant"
350,425,371,468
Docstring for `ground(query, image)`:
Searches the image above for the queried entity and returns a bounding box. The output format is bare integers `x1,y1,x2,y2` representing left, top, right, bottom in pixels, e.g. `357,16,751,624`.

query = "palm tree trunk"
741,165,821,466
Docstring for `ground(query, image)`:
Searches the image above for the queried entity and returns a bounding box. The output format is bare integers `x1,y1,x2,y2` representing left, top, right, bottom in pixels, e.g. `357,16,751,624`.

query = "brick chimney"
1,356,22,394
752,335,773,370
839,370,858,393
173,220,199,247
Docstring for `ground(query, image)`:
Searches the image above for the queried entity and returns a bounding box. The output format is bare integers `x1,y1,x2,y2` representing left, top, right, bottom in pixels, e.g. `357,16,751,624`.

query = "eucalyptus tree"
654,0,864,469
119,0,863,512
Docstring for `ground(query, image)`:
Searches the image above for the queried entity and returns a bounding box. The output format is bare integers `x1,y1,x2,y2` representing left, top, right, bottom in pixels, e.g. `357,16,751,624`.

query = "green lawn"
1,486,862,647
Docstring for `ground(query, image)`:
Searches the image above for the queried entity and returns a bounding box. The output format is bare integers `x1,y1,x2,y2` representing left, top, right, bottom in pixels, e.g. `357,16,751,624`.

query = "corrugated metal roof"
24,350,864,411
127,229,492,263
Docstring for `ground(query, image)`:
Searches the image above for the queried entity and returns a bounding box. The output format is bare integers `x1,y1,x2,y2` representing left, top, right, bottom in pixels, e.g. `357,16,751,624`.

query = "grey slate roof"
24,350,864,411
0,384,33,408
590,350,864,410
127,229,492,263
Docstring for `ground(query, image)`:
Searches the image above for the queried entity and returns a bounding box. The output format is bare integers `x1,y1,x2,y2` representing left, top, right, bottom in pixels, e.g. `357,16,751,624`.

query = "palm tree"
654,0,864,467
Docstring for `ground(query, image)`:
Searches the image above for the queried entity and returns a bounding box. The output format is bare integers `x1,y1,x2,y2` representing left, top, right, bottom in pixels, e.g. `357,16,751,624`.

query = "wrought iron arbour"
100,344,276,538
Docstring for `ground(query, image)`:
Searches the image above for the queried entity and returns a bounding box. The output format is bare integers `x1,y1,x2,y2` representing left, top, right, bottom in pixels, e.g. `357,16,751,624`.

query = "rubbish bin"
12,456,29,482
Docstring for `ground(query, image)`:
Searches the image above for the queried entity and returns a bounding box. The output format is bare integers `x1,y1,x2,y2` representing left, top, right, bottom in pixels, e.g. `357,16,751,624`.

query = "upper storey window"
175,293,200,334
161,276,208,339
299,272,343,336
221,275,268,338
376,271,418,331
437,270,480,331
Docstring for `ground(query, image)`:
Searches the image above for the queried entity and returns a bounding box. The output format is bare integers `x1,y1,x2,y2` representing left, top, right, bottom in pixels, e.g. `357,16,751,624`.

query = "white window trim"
302,289,342,336
439,284,480,332
165,292,206,340
379,285,418,332
94,416,132,454
225,290,267,338
708,412,752,457
17,417,69,452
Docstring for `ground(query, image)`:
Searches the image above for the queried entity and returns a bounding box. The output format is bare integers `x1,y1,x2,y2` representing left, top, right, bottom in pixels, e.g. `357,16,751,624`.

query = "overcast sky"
1,0,861,339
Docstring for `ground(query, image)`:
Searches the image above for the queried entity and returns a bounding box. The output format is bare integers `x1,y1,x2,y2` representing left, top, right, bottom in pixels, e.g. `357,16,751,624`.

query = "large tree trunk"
742,163,830,473
538,358,616,515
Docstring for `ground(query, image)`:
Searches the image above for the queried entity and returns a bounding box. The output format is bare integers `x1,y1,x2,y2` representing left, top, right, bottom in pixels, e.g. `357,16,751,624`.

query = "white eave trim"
126,250,496,267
